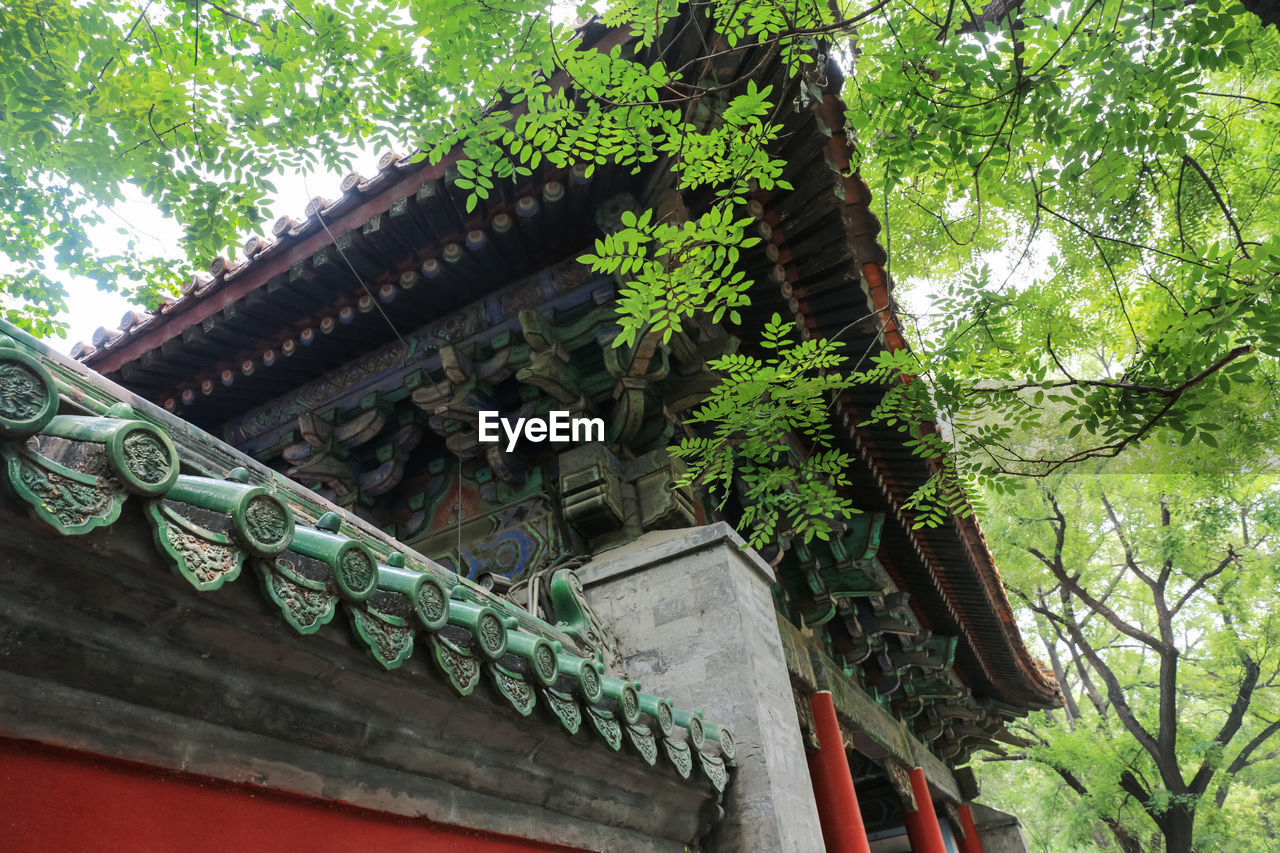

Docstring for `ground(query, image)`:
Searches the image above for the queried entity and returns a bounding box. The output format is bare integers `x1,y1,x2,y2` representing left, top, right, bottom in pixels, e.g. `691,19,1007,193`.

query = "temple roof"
67,16,1058,746
73,15,630,385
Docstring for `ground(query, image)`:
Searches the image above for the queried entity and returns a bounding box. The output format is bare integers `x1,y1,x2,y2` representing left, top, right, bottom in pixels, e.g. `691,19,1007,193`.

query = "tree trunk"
1239,0,1279,29
1160,803,1197,853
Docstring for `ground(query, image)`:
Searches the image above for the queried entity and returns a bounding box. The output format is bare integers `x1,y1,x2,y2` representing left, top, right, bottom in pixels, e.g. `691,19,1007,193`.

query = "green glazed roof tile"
0,320,734,792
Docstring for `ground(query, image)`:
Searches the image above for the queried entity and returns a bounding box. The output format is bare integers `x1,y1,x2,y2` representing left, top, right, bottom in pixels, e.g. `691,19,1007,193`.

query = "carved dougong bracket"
517,306,603,403
779,513,890,627
285,411,354,493
626,449,696,531
604,333,669,445
558,444,624,539
286,406,423,506
411,337,532,460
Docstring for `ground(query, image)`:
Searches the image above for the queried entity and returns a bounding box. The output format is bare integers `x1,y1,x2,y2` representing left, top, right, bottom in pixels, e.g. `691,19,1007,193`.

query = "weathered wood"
776,615,963,804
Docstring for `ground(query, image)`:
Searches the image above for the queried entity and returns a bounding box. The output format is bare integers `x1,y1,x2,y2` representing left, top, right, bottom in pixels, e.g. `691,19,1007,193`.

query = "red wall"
0,737,585,852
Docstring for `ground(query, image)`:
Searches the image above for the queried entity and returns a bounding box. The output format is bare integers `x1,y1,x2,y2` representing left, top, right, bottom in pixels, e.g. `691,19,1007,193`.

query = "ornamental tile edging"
0,321,734,794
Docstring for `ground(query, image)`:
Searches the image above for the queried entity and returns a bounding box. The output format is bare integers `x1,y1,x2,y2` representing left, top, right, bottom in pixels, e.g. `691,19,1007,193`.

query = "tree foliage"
872,0,1280,495
5,0,1277,542
669,313,861,547
978,408,1280,851
6,0,1280,846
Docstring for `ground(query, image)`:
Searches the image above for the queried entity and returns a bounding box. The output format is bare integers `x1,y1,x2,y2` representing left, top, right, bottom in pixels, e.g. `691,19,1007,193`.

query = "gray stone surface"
580,523,825,852
0,508,719,852
972,803,1030,853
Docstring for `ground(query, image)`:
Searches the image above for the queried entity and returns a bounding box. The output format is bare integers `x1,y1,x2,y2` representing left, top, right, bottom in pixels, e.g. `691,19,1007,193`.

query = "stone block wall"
580,523,825,852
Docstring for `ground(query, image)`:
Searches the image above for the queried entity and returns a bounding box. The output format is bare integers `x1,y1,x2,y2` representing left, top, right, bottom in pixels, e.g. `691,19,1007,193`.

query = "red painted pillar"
806,691,872,853
901,767,947,853
955,804,985,853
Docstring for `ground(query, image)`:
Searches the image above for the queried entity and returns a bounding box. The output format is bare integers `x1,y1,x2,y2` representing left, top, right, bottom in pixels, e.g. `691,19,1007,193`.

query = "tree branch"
1189,655,1261,795
1022,594,1161,762
1182,153,1251,258
1048,764,1145,853
1215,719,1280,808
1171,546,1236,617
1025,494,1165,651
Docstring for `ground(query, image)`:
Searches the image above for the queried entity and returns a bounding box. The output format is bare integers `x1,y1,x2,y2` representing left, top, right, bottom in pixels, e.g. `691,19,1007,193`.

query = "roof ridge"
3,317,735,789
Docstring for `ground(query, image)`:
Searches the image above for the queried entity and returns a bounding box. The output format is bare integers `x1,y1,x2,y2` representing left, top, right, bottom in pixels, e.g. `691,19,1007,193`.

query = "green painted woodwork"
514,304,617,404
889,634,958,672
779,512,891,627
902,670,968,703
775,613,965,801
629,450,696,530
517,350,582,403
558,444,625,539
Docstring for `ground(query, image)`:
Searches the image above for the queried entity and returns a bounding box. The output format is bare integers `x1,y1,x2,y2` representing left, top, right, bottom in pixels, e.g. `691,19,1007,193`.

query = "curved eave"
78,17,1060,715
780,85,1061,712
76,20,632,376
